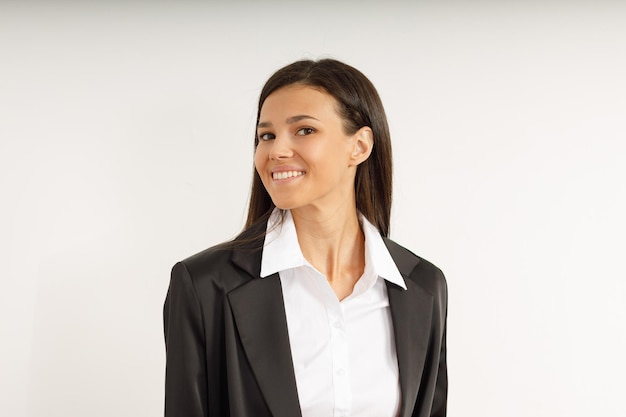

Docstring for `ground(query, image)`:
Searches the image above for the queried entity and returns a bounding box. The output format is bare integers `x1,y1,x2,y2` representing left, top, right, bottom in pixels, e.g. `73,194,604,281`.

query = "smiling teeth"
272,171,305,180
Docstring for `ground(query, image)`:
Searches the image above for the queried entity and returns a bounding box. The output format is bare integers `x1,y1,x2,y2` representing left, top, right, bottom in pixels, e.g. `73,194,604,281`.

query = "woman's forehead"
259,85,339,120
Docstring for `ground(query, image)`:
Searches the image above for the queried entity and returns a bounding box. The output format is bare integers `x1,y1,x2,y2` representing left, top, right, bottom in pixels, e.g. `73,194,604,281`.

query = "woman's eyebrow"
257,115,319,129
286,114,319,124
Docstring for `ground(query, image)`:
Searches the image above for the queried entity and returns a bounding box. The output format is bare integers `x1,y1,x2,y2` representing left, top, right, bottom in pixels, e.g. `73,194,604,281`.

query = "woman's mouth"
272,171,305,180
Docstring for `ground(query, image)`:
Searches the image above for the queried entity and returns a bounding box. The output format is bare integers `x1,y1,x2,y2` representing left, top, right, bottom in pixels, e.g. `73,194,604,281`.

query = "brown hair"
244,59,393,237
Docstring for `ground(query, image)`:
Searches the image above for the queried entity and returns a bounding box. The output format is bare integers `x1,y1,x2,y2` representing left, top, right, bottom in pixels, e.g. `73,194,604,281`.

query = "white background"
1,1,625,416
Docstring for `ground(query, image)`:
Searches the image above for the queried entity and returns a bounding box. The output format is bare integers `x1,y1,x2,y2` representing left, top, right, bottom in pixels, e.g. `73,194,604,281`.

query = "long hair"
244,59,393,237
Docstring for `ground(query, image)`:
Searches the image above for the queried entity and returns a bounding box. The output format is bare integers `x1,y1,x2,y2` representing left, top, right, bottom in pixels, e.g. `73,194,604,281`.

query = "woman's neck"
291,204,365,300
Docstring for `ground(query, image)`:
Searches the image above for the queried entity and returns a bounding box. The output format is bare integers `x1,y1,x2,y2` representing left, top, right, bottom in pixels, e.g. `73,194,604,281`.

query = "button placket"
328,302,350,417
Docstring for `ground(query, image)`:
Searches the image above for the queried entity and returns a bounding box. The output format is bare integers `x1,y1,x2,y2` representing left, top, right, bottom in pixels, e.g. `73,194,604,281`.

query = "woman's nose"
268,135,293,160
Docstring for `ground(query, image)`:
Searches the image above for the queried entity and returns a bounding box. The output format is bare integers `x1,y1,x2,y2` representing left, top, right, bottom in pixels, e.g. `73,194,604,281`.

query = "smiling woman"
163,59,448,417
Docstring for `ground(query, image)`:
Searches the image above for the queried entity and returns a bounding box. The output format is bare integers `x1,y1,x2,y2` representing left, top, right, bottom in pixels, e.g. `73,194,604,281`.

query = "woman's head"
246,59,393,237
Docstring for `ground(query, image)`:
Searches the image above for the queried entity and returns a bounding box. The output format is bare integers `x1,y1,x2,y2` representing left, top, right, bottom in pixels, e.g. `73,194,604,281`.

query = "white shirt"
260,209,407,417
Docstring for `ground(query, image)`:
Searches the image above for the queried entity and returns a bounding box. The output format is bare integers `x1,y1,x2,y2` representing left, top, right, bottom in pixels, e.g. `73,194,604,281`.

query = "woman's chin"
270,198,297,211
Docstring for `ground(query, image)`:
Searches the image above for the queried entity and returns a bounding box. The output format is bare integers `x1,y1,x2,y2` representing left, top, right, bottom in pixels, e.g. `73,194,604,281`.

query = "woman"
163,59,448,417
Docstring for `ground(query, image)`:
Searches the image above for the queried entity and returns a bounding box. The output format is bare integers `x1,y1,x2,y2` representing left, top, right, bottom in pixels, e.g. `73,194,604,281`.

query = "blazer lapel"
385,239,434,417
228,238,302,417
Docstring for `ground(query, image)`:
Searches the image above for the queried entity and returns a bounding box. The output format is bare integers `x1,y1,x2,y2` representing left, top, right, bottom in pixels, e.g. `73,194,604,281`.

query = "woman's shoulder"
172,220,267,289
383,237,447,297
178,241,236,272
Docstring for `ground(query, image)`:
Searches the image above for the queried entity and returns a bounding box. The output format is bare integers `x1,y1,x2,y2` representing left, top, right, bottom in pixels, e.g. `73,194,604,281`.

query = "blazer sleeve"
430,319,447,416
163,262,208,417
430,279,448,417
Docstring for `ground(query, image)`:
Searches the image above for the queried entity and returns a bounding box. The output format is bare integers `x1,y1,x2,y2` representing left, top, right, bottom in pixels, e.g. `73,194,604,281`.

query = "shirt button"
337,368,346,376
333,321,342,329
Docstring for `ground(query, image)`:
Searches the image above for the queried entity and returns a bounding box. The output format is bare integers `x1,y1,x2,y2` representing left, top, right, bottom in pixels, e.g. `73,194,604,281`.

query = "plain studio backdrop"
1,1,625,416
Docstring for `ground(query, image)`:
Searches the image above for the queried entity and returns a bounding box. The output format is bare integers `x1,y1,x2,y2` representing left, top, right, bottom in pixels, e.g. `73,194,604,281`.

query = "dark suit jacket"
163,221,448,417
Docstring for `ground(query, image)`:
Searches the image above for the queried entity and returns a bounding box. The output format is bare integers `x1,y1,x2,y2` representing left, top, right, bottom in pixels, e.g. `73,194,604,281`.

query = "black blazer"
163,221,448,417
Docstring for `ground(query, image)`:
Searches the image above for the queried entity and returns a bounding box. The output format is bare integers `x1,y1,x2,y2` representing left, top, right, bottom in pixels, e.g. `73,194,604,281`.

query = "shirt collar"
259,209,309,277
259,209,407,290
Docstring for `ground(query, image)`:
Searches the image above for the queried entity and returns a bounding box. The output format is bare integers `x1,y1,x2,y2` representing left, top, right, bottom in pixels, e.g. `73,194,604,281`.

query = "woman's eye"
258,132,275,141
296,127,315,136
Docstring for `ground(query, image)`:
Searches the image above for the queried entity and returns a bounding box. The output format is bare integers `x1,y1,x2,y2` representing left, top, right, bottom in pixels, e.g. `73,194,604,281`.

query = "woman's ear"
349,127,374,166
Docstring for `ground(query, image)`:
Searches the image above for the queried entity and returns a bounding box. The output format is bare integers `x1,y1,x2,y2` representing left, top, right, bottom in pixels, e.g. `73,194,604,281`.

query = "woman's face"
255,84,368,214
